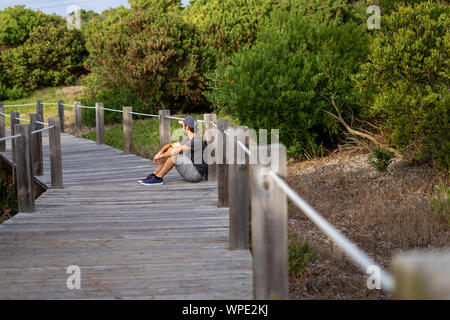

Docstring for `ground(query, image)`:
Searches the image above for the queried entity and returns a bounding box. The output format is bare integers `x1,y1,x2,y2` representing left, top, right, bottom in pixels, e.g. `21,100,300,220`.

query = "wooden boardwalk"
0,132,253,299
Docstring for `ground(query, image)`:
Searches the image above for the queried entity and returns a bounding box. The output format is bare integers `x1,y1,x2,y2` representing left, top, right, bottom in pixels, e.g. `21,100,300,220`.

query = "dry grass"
287,150,449,299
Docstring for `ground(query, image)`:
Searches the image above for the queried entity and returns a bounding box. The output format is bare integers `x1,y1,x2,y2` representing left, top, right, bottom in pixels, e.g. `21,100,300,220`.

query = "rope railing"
0,134,21,142
100,107,123,113
31,126,54,135
36,120,49,126
129,111,160,118
14,116,30,122
2,103,35,107
224,127,395,293
166,115,185,121
267,169,395,292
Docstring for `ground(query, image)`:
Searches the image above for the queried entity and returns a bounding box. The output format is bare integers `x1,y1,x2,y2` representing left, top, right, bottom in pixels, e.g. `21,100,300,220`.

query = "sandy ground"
287,150,449,299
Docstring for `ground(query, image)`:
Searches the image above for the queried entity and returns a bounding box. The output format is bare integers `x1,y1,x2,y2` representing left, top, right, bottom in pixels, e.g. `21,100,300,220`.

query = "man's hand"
153,154,161,163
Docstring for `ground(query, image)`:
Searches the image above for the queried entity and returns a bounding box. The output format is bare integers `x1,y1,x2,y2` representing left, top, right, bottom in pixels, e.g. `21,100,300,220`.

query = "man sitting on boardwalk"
138,116,208,185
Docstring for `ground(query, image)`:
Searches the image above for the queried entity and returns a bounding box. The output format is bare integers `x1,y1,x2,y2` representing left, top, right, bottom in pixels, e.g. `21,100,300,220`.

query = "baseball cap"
178,116,198,130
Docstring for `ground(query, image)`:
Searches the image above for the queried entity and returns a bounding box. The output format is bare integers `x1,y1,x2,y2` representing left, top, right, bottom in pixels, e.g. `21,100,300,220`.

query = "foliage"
83,7,213,114
79,86,151,126
430,184,450,225
367,148,395,171
0,5,60,48
353,1,449,172
205,7,370,158
0,6,88,99
289,234,315,279
0,178,17,224
82,116,199,159
184,0,359,59
129,0,181,11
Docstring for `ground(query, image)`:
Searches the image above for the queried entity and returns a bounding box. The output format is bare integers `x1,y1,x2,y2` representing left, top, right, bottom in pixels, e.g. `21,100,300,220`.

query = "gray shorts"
174,154,204,183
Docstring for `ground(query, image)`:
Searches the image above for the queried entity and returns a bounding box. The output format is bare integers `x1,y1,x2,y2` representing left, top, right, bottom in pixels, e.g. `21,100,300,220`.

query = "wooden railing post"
10,112,19,163
57,100,65,133
48,118,63,189
251,143,288,300
30,113,43,176
159,109,170,149
15,124,34,213
227,126,250,250
96,102,105,145
74,101,82,138
204,114,217,182
392,251,450,299
0,103,5,152
123,106,133,154
217,119,230,208
36,99,43,119
34,101,44,176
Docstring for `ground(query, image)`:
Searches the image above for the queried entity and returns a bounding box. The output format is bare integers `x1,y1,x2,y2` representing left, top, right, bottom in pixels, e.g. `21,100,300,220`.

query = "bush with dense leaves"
353,1,449,171
205,6,370,158
83,6,214,114
0,6,87,99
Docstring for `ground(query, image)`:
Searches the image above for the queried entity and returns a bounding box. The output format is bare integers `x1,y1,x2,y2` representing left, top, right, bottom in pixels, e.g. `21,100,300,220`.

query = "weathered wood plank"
0,120,253,299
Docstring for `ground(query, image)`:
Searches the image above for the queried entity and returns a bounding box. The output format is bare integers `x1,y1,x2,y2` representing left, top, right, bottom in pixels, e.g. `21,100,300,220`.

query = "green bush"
83,6,213,114
430,185,450,226
78,85,152,126
353,1,449,171
289,234,315,279
367,148,395,171
0,6,88,97
205,7,370,158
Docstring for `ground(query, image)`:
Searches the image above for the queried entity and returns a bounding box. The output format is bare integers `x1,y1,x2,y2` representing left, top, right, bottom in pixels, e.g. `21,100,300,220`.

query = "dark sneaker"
139,175,163,186
138,173,155,184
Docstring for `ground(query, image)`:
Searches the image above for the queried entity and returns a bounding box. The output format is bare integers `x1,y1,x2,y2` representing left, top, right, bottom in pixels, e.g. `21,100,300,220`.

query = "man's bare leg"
153,146,172,176
154,158,167,176
155,155,176,178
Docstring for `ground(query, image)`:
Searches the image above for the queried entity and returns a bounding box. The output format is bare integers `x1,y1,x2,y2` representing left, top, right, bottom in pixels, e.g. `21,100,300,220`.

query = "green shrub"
0,6,88,94
83,6,213,114
367,148,395,171
289,234,315,279
205,8,370,158
78,85,152,126
430,185,450,226
353,1,449,171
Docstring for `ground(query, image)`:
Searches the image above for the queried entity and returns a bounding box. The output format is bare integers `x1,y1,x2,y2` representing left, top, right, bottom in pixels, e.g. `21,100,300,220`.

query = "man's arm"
153,141,187,162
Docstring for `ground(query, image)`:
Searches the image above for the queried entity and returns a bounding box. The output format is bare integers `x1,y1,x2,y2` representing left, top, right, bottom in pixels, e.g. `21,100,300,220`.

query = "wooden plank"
14,124,35,213
123,106,132,154
227,126,249,250
10,112,19,163
30,113,42,177
35,100,44,176
48,118,63,189
74,101,82,138
251,143,288,300
204,113,217,182
57,100,65,133
217,120,230,207
96,102,105,145
0,103,5,152
392,251,450,299
0,119,254,300
159,109,170,149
